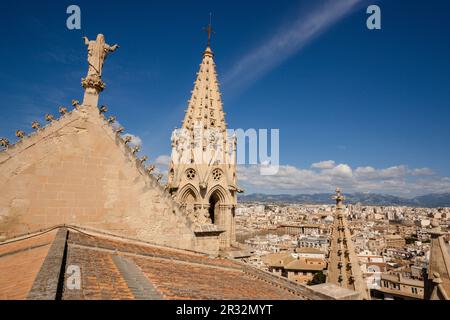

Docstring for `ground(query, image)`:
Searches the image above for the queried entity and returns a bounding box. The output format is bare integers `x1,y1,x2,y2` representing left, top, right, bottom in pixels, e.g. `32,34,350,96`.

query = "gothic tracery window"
186,168,196,180
212,168,223,181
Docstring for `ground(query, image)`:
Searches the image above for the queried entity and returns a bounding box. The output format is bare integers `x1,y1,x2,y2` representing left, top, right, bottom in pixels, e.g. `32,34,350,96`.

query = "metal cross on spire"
203,12,215,48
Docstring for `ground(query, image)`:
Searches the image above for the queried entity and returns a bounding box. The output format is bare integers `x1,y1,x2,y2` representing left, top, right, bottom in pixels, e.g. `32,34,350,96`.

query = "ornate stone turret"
326,188,370,300
167,20,238,249
81,34,119,107
424,219,450,300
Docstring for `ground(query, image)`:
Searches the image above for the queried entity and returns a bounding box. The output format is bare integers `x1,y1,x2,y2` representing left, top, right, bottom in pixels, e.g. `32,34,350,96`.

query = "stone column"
81,76,105,107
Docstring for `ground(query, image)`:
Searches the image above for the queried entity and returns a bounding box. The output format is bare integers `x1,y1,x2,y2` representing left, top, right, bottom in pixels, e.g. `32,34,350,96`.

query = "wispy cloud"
223,0,365,92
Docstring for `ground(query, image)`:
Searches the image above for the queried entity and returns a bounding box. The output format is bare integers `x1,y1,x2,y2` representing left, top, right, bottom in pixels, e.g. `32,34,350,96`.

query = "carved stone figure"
81,34,119,106
59,107,68,115
83,34,119,80
15,130,25,139
0,138,9,147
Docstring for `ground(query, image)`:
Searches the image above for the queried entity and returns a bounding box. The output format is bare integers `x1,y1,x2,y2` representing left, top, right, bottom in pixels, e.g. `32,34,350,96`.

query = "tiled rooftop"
0,227,311,300
0,230,57,299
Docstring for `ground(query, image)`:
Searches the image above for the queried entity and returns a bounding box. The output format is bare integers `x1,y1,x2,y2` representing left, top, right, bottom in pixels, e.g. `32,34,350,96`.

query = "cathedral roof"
0,227,322,300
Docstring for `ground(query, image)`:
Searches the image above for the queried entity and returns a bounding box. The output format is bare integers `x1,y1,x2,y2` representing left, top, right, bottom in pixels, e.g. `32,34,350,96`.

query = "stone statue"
82,34,119,79
81,34,119,98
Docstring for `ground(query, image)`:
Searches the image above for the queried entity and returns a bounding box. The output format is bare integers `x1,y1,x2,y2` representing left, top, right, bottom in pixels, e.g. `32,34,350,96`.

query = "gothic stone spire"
169,27,237,249
182,26,225,133
326,188,370,300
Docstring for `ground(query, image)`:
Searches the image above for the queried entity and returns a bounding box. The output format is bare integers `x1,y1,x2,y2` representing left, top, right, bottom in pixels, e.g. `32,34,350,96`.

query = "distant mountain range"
238,193,450,207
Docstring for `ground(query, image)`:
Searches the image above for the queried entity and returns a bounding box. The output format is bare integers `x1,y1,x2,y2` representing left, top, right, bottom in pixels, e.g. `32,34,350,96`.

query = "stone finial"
139,156,148,164
15,130,25,139
115,127,125,134
31,121,40,130
59,106,68,115
146,165,155,173
333,187,345,211
45,114,55,122
432,272,443,285
132,146,140,154
72,100,80,108
431,218,440,229
99,105,108,113
123,136,132,144
107,116,116,124
0,138,9,147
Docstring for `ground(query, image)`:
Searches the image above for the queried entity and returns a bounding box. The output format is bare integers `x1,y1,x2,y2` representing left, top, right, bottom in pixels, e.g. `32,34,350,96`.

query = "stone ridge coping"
0,109,78,162
65,224,215,257
0,224,214,258
90,105,200,233
0,103,205,240
236,260,360,300
27,228,68,300
372,286,423,299
437,236,450,275
68,242,243,273
0,225,62,245
193,224,225,235
0,242,51,259
111,255,165,300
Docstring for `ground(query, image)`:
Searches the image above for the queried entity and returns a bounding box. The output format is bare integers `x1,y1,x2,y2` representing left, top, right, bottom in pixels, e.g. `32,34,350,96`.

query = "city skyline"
0,1,449,304
1,0,450,196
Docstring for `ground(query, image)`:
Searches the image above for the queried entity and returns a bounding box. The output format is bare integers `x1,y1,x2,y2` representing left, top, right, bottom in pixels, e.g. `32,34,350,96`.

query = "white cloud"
311,160,335,169
154,155,171,167
355,166,375,175
355,165,407,180
237,161,450,197
411,167,434,176
323,164,353,178
111,120,122,131
152,154,171,178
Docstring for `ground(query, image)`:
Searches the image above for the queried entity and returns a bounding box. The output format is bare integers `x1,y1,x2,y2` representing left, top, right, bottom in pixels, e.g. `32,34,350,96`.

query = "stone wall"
0,106,219,255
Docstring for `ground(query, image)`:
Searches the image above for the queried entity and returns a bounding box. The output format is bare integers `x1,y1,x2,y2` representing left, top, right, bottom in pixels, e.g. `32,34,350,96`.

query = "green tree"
307,271,326,286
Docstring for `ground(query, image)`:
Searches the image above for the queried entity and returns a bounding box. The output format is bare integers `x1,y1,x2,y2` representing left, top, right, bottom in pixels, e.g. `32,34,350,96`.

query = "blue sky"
0,0,449,196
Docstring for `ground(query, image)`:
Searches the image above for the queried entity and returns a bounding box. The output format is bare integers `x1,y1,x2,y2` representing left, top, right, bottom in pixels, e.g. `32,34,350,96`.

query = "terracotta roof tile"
0,231,56,300
1,228,309,300
133,256,300,300
63,245,134,300
65,231,302,300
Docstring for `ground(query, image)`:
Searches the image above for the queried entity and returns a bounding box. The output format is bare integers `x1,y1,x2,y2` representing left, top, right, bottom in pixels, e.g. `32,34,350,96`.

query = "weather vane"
203,12,215,47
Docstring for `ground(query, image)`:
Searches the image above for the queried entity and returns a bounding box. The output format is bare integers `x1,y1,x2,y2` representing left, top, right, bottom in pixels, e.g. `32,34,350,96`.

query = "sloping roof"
295,247,324,254
0,230,57,299
284,259,324,271
1,227,320,300
262,253,295,268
